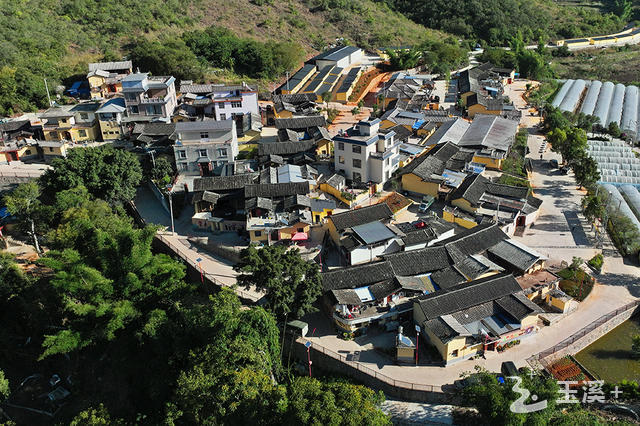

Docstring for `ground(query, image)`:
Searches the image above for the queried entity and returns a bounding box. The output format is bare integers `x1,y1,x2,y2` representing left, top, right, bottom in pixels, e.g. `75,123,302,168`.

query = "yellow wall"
380,119,396,130
401,173,439,197
99,120,123,141
327,220,340,245
467,104,501,118
278,222,310,240
442,209,478,229
249,229,269,243
397,346,415,362
45,124,99,142
41,144,68,158
450,198,477,214
472,155,503,170
274,110,293,119
319,183,372,208
88,75,106,90
312,208,333,224
460,92,474,105
239,132,261,143
316,139,332,156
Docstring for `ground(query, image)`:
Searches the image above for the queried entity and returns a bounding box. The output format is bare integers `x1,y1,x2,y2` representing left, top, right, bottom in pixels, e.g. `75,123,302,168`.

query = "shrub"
587,253,603,272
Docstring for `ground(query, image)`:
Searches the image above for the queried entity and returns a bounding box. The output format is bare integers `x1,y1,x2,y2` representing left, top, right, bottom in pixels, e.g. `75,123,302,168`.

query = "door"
352,172,362,183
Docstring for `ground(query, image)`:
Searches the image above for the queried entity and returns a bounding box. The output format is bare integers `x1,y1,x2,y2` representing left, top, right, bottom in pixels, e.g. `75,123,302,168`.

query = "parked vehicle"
549,159,559,168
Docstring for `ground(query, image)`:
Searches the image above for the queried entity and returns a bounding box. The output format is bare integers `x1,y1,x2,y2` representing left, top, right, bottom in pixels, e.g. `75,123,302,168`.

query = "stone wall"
541,305,639,365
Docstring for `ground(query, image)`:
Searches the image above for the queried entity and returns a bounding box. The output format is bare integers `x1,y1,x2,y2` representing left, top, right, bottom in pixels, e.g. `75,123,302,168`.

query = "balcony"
140,94,169,104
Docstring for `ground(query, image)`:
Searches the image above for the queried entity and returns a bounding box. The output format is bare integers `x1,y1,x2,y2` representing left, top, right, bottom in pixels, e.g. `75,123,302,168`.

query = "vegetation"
558,265,595,301
587,253,604,272
40,146,143,205
552,44,640,86
3,181,43,253
632,335,640,359
235,244,322,322
380,0,624,46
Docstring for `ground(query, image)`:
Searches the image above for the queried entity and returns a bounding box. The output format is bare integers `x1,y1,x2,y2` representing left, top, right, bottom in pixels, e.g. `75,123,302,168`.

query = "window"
451,349,459,357
198,149,207,157
219,102,225,109
220,113,226,120
78,130,87,137
218,148,228,157
49,147,54,152
352,145,361,154
231,101,242,108
254,231,262,237
124,93,137,101
178,150,187,159
353,172,362,182
129,106,139,114
338,156,344,164
200,132,209,139
146,105,162,115
25,150,31,155
80,113,88,120
352,159,361,168
338,142,344,151
297,227,304,232
385,158,390,166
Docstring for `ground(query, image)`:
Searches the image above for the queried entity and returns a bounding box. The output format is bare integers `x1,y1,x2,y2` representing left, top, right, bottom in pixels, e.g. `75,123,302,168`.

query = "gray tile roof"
458,115,518,152
193,174,257,192
487,239,544,273
175,120,234,132
244,182,310,198
258,140,317,157
132,123,176,136
88,61,132,72
400,141,461,181
331,288,362,305
192,191,221,204
430,267,467,290
321,261,395,291
415,273,522,321
494,293,541,321
486,183,529,200
453,254,504,280
329,203,394,232
448,173,489,205
275,116,326,130
427,118,470,146
435,223,508,263
383,246,450,276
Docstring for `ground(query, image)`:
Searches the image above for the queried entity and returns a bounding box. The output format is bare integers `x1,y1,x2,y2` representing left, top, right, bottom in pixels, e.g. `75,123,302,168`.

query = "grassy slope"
552,45,640,85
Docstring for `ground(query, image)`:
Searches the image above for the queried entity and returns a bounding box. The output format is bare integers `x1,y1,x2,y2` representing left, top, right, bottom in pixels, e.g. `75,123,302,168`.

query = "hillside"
379,0,626,46
0,0,446,116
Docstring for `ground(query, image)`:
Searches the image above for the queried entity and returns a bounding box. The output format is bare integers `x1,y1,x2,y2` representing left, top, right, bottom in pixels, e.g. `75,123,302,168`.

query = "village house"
333,118,401,186
173,120,238,176
121,72,177,123
414,273,541,365
96,98,127,141
40,102,101,142
177,82,259,123
86,61,133,99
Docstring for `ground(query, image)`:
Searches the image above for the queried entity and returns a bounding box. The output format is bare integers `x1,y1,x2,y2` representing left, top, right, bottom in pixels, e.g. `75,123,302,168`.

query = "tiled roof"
495,293,541,321
0,120,31,133
321,261,395,291
453,254,504,280
487,239,544,273
458,115,517,152
244,182,310,198
448,173,490,205
425,118,470,146
369,280,401,300
193,174,257,192
435,223,508,263
132,123,176,136
331,289,362,305
415,273,522,321
383,246,450,276
258,140,317,156
486,183,529,200
430,267,467,290
329,203,394,232
192,191,221,204
88,61,132,72
401,141,461,181
275,116,326,129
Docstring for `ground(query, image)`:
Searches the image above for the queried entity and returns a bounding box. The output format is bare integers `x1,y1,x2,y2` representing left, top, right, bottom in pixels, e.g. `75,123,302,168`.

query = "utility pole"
415,325,421,366
286,71,290,93
44,78,52,107
166,184,175,234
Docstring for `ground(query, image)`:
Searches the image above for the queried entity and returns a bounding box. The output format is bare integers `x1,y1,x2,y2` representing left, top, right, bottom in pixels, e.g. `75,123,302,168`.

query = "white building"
312,46,363,69
173,120,238,176
333,118,401,185
122,73,177,123
178,82,259,121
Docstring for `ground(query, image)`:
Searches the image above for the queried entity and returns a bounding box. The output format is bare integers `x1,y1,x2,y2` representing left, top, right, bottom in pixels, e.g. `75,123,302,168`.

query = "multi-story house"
177,82,259,121
40,102,101,142
332,118,401,185
96,98,127,140
173,120,238,176
122,73,177,123
86,61,133,99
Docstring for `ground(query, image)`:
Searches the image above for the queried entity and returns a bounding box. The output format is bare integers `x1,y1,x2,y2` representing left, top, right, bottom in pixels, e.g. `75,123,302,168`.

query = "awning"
292,232,308,241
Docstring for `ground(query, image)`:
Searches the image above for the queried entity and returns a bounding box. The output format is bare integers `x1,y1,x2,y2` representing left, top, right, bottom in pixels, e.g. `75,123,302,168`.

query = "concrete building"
40,102,101,142
177,82,259,122
96,98,127,140
122,73,177,123
311,45,363,70
86,61,132,99
173,120,238,175
333,118,401,185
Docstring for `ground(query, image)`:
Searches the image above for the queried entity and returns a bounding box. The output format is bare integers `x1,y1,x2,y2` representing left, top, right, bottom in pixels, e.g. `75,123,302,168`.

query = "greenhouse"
601,184,640,232
606,83,626,127
593,82,615,127
621,85,638,137
580,80,602,116
588,139,640,186
559,79,585,113
551,79,574,108
620,184,640,220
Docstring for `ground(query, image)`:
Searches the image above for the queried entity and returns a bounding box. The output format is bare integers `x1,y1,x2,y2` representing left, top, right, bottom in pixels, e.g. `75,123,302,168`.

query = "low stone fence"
533,300,640,366
292,337,457,404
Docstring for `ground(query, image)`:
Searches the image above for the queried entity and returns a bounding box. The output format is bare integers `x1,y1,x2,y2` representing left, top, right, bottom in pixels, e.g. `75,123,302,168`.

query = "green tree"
632,335,640,359
3,181,42,253
608,121,622,138
70,404,123,425
462,366,560,425
143,156,175,184
572,153,600,189
40,146,142,204
286,378,390,426
321,91,333,108
0,369,8,402
128,38,203,81
235,245,322,322
582,188,607,222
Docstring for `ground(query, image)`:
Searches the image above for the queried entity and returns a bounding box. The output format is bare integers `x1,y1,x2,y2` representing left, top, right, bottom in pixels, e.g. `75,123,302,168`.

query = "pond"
574,317,640,384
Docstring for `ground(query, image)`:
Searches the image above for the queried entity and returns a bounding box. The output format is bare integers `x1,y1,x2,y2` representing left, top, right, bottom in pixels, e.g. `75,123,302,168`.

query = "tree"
235,245,322,321
285,378,390,426
128,38,203,81
70,404,123,425
633,335,640,359
40,146,142,204
143,156,174,184
608,121,622,138
3,181,42,253
572,153,600,189
582,188,607,223
321,91,333,108
0,369,8,403
462,366,560,425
